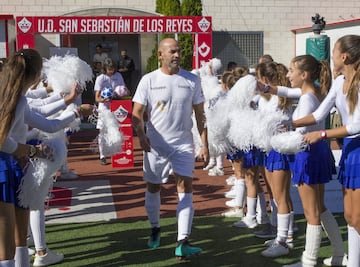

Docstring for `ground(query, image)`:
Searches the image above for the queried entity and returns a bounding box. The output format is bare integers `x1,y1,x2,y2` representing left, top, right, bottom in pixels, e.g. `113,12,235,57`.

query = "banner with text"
16,16,212,71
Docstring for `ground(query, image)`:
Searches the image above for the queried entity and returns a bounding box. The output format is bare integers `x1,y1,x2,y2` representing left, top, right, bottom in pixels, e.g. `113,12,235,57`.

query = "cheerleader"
294,35,360,267
255,62,297,257
217,69,248,218
265,55,337,267
0,49,59,267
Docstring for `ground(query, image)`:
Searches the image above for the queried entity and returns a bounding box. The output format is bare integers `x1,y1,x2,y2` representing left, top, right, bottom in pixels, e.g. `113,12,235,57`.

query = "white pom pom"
202,75,222,100
270,131,308,154
17,136,67,209
251,110,289,153
43,54,93,94
227,75,257,109
205,93,233,154
98,109,123,156
210,58,222,75
227,109,256,152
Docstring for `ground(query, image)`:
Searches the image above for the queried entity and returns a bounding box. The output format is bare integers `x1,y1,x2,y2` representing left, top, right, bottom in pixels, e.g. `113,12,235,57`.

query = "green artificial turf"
39,214,347,267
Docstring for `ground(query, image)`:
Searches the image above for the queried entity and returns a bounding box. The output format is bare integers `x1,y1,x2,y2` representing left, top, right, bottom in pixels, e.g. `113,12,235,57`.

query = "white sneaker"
221,207,244,217
208,167,225,176
225,199,239,208
203,163,215,171
59,169,78,180
261,241,289,257
33,249,64,267
233,217,258,229
264,238,294,249
226,175,236,186
28,248,35,256
323,254,348,266
224,187,236,198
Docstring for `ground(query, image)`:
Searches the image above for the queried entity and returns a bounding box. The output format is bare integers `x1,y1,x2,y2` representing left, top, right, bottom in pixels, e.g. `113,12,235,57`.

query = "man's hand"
198,145,209,168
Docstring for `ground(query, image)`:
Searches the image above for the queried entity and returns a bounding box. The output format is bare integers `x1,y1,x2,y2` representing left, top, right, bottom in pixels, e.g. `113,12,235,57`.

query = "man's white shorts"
143,145,195,184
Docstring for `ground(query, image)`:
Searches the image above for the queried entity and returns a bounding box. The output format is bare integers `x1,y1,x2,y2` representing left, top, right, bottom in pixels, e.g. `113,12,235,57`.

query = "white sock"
234,179,246,207
30,207,47,251
301,224,322,267
14,247,30,267
348,225,360,267
245,197,257,222
270,198,278,227
215,154,224,169
98,135,104,159
276,213,290,243
288,211,295,239
256,192,270,224
0,260,15,267
320,209,345,257
208,157,215,166
145,190,160,228
176,193,194,241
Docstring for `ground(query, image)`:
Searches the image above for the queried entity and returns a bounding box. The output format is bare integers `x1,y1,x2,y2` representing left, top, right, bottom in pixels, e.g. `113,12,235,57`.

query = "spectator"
118,48,135,96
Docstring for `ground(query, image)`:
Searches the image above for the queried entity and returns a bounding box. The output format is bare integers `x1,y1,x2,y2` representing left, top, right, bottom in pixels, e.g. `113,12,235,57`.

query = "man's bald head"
158,38,179,52
158,38,181,75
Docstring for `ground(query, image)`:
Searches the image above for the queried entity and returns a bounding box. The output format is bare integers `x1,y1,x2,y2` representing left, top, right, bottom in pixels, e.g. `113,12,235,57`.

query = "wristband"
200,143,208,148
320,130,327,140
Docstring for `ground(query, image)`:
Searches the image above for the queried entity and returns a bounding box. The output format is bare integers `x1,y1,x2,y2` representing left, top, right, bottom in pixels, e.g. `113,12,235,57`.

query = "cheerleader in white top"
256,62,297,257
94,58,129,165
294,35,360,267
0,49,65,267
268,55,336,267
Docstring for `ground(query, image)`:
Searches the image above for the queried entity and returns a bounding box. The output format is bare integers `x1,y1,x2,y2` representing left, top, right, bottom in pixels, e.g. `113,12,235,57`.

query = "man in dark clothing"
118,49,135,96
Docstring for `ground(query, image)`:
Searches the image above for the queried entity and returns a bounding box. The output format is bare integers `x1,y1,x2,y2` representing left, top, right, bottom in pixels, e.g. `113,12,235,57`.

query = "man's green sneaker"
175,239,202,260
147,227,160,249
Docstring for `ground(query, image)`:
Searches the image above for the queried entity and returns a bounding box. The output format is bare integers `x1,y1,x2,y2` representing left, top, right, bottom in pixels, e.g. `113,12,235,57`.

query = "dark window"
212,31,263,71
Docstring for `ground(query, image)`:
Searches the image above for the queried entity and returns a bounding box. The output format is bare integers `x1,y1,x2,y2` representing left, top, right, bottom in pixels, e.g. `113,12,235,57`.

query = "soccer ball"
101,87,113,99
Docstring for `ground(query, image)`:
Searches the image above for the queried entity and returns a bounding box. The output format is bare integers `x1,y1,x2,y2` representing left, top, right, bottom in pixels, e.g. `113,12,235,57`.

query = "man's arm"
132,102,151,152
193,102,209,165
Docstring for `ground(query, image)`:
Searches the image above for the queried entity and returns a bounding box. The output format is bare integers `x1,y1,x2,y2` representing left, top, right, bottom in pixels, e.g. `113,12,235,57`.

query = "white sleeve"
25,87,48,99
312,85,336,123
295,95,318,134
94,75,103,92
277,86,302,98
29,98,66,117
133,75,149,106
24,105,76,133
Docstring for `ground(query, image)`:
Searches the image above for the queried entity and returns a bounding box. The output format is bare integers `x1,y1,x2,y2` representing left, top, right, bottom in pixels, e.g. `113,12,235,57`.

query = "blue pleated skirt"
243,147,265,168
338,137,360,189
291,140,335,185
226,149,244,160
0,152,24,207
265,149,294,171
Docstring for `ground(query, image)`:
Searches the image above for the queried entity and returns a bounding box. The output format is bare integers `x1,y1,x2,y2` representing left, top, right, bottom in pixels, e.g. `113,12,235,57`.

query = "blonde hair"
291,55,331,100
336,35,360,114
256,61,292,111
0,49,42,146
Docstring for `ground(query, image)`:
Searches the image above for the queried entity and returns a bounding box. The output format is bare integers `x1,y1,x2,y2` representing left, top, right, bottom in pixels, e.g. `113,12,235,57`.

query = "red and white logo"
113,105,129,123
198,42,210,57
198,17,211,32
18,17,32,33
